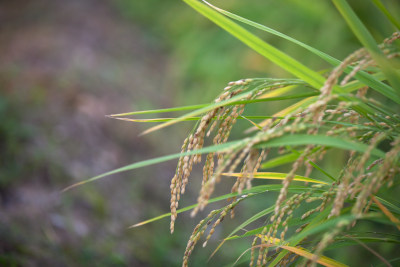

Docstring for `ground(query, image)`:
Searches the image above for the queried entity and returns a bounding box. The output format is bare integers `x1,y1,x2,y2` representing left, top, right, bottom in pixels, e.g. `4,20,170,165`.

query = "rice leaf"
278,245,348,267
183,0,327,89
201,0,400,104
128,184,311,228
222,172,329,184
62,140,245,192
371,0,400,30
261,153,299,169
371,195,400,230
332,0,400,95
107,86,316,119
258,235,348,267
255,134,386,158
209,205,275,259
141,79,305,135
269,205,333,266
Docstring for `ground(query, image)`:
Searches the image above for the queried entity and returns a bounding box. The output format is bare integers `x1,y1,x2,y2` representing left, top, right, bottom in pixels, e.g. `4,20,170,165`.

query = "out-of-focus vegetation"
1,0,399,266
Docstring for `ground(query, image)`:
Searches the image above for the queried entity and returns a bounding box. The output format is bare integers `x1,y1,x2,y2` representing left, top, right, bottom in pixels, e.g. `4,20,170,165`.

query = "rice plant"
66,0,400,266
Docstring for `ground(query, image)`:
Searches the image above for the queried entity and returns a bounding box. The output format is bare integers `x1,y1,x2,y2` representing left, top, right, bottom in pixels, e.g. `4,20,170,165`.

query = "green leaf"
269,205,334,266
222,172,329,185
62,139,245,192
141,79,305,135
288,147,337,182
129,184,312,228
255,134,386,158
371,0,400,30
332,0,400,96
201,0,400,104
108,82,314,118
108,115,284,123
209,205,275,259
183,0,327,89
261,152,299,169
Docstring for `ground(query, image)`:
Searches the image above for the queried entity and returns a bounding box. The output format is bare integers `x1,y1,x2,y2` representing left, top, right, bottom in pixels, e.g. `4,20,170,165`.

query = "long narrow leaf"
279,245,348,267
255,134,386,158
209,205,276,259
332,0,400,95
141,79,304,135
201,0,400,104
62,140,244,192
222,172,329,184
183,0,327,89
371,195,400,230
129,184,312,228
261,152,299,169
108,86,315,118
371,0,400,30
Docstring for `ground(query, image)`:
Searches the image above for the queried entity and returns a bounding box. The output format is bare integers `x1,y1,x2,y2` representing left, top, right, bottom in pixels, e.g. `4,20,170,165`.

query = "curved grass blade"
371,0,400,30
247,71,396,133
377,257,400,267
183,0,327,89
240,115,263,130
201,0,400,104
342,234,393,267
107,85,316,119
261,152,299,169
289,147,337,182
107,116,285,123
211,191,330,259
332,0,400,96
62,140,244,192
371,195,400,230
129,184,311,228
141,79,305,135
209,205,275,259
130,188,261,229
246,96,317,133
329,237,400,249
255,235,348,267
108,104,208,117
374,196,400,214
269,205,331,266
222,172,329,185
278,245,348,267
286,213,380,245
224,212,324,242
255,134,386,158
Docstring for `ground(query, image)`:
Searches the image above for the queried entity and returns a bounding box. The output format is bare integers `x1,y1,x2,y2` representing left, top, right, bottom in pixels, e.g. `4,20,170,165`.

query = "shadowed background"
1,0,399,266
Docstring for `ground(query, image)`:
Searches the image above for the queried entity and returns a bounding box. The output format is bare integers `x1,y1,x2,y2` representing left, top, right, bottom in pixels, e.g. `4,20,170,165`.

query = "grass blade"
62,140,244,192
108,116,286,123
332,0,400,95
222,172,329,184
258,236,349,267
108,104,208,117
201,0,400,104
279,245,348,267
141,79,305,135
255,134,386,158
261,152,299,169
209,205,275,259
269,206,333,266
371,0,400,30
129,184,312,228
371,195,400,230
183,0,327,89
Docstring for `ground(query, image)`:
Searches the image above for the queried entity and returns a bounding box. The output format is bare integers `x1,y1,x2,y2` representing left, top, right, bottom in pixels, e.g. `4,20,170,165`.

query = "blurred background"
1,0,399,266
